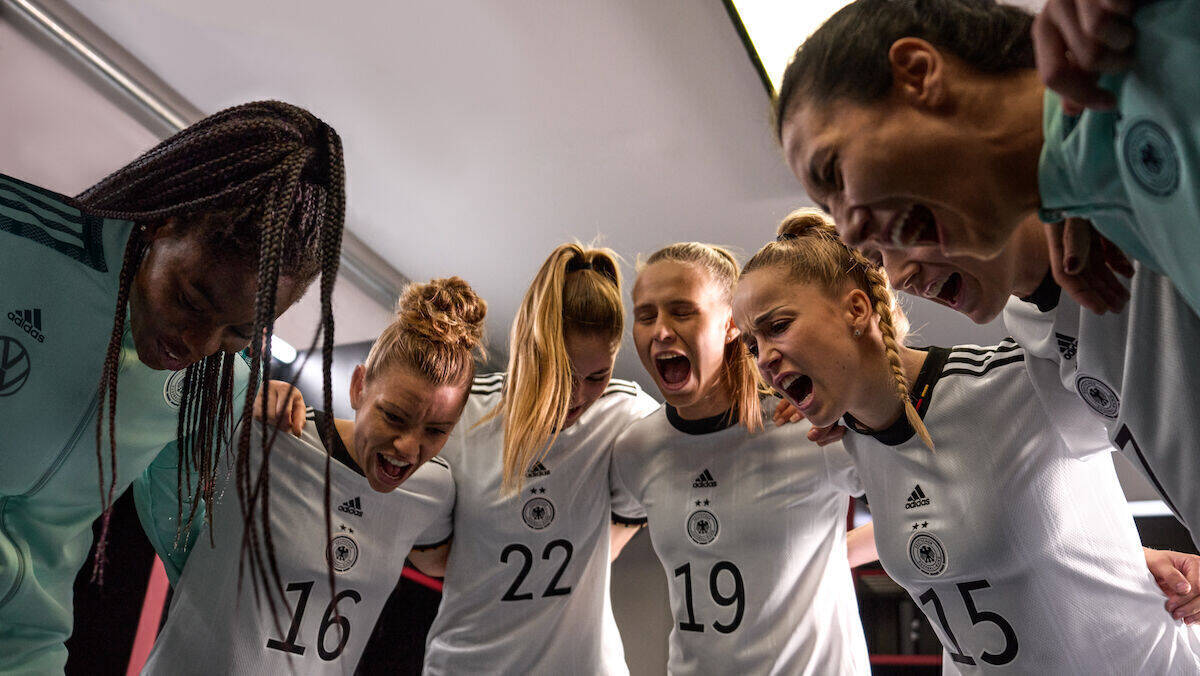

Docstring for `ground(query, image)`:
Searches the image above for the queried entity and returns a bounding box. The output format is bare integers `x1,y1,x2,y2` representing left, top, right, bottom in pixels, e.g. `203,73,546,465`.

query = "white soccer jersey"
143,410,454,675
841,342,1200,674
609,403,870,676
1003,264,1200,546
423,373,659,675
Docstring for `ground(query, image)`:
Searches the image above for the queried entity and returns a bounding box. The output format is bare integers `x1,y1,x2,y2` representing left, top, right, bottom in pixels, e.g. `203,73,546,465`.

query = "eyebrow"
751,305,786,331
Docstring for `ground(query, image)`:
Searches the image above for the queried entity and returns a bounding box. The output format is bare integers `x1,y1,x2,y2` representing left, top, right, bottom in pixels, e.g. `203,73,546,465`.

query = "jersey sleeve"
413,464,456,549
821,439,864,498
609,437,646,524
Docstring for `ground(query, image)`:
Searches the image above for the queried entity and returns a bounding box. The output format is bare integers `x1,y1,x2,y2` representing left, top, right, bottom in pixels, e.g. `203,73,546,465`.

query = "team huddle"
3,0,1200,673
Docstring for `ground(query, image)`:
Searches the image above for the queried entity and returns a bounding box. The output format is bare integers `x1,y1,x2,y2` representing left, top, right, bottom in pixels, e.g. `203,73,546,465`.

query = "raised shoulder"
943,338,1025,378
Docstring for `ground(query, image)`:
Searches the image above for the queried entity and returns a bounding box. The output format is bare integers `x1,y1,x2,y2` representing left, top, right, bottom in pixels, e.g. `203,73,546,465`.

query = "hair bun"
397,277,487,353
776,208,836,239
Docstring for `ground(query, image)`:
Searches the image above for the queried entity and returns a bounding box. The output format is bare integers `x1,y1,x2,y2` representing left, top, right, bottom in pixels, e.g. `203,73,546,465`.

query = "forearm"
847,522,878,568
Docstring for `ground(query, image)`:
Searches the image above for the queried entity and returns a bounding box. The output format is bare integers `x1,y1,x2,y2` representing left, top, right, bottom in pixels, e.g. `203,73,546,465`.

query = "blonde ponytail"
487,244,624,494
742,208,933,450
643,243,764,432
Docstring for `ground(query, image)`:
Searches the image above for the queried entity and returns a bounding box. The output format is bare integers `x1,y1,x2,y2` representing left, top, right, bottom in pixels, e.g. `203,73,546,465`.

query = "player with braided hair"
733,210,1200,672
142,277,485,675
610,241,874,674
0,100,344,672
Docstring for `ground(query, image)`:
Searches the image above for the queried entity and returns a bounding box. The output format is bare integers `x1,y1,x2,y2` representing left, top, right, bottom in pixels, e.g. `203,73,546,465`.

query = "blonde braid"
861,263,933,450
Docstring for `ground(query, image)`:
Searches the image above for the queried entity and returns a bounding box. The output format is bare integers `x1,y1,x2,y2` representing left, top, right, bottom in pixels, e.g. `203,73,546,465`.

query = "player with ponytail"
733,210,1200,671
419,243,658,675
0,100,344,672
610,240,873,674
143,277,485,674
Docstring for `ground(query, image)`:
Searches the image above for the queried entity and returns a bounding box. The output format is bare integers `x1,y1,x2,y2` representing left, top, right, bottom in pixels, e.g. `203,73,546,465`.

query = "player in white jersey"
865,211,1200,588
418,244,659,675
143,276,487,674
734,213,1200,673
611,242,873,675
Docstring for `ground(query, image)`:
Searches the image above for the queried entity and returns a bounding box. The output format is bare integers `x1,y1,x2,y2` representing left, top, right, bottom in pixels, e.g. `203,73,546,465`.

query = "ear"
843,288,873,335
349,364,367,411
887,38,946,109
724,312,741,344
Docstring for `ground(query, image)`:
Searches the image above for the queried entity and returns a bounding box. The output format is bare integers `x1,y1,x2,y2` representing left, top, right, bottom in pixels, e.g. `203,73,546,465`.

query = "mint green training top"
0,173,248,674
1038,0,1200,317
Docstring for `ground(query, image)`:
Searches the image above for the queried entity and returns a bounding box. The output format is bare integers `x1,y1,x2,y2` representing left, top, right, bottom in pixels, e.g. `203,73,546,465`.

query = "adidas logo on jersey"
525,461,551,478
904,484,930,509
8,309,45,343
692,469,718,488
1056,332,1077,360
338,496,363,517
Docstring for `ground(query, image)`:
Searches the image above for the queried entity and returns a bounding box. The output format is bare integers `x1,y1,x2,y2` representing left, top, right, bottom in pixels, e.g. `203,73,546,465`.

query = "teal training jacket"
0,173,248,674
1039,0,1200,316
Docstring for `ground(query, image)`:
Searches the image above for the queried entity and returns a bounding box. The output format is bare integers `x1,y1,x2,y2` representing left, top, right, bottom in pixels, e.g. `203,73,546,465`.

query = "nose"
755,342,780,379
837,205,873,248
652,316,675,343
181,325,224,362
393,431,420,461
881,253,919,296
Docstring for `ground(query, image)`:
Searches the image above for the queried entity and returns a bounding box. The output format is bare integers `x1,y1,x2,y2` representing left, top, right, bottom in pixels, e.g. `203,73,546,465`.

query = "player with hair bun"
142,277,486,675
418,243,659,675
610,241,874,675
734,211,1200,672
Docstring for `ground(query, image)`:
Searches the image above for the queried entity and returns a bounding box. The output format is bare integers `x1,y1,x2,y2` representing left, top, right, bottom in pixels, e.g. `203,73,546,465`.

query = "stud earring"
853,329,862,338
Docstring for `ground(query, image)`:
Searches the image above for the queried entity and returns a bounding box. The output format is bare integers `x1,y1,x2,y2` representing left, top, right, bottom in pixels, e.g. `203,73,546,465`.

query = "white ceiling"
8,0,1008,392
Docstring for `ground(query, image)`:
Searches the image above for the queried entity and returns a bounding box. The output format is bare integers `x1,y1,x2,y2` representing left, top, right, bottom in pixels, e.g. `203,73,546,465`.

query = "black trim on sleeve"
411,533,453,551
611,513,648,527
665,405,738,435
1021,269,1061,313
312,410,365,477
842,347,950,446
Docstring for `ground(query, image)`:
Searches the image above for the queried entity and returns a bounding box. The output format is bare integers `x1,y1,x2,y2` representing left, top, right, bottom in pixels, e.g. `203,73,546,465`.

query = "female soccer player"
0,101,345,672
610,242,873,674
142,277,484,674
864,214,1200,563
733,214,1200,671
772,0,1200,317
418,244,659,675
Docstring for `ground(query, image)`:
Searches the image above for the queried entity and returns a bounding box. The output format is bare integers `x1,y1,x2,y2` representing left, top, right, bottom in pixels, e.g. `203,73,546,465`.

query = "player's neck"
334,418,360,469
850,346,928,431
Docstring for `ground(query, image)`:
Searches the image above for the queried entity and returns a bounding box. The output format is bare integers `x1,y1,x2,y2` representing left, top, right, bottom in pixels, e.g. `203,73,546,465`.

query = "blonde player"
734,213,1200,673
610,242,873,675
142,277,486,674
417,244,659,674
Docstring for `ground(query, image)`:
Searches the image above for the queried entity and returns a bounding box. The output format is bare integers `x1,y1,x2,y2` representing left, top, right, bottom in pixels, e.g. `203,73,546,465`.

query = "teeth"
781,374,799,390
656,353,681,361
925,277,945,299
381,455,410,469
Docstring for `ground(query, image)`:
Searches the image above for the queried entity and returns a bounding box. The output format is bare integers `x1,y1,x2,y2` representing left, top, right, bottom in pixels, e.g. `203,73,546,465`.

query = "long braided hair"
742,209,934,450
74,101,345,592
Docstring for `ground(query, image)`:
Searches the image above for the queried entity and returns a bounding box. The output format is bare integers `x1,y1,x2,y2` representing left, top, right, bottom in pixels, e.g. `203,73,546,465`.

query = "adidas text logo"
904,484,930,509
338,496,363,517
8,309,45,343
526,461,551,478
692,469,718,488
1056,333,1077,360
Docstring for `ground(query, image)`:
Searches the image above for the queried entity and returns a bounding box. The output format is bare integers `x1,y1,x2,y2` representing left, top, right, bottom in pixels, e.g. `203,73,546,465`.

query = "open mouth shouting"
885,204,940,248
654,352,692,392
924,272,964,310
776,372,814,411
374,452,415,489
